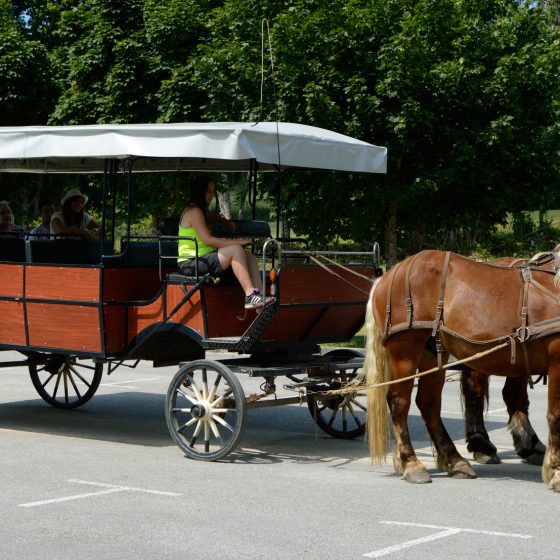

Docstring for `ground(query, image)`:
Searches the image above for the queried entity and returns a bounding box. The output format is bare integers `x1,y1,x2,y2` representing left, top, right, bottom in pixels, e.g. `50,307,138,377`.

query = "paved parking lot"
0,349,558,559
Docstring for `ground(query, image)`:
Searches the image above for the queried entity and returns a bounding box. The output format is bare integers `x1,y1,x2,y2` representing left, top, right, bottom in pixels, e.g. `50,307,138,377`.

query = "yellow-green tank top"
178,224,215,262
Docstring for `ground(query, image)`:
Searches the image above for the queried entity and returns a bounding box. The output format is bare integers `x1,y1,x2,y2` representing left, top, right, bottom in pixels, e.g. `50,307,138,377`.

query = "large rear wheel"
28,354,103,409
166,360,246,461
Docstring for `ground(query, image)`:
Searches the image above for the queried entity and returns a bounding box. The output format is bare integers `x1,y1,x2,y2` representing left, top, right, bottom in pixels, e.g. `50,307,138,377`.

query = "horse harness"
382,250,560,380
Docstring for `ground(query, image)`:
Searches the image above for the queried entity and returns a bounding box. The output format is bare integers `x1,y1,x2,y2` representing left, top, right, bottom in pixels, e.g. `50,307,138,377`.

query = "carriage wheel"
166,360,246,461
28,354,103,409
307,349,366,439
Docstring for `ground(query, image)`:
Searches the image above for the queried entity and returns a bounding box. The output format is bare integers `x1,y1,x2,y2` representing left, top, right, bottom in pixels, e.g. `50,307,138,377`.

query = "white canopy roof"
0,122,387,174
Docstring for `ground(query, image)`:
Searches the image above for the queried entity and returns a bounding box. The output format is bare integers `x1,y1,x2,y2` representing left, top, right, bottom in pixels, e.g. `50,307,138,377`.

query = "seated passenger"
51,188,100,240
29,200,55,239
178,176,275,309
0,200,25,234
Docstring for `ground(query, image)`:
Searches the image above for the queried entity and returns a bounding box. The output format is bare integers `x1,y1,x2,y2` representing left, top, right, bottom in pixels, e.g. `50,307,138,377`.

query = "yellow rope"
307,339,511,397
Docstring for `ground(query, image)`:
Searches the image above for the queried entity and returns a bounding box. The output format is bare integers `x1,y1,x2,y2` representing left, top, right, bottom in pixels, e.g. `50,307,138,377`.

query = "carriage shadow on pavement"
2,391,535,479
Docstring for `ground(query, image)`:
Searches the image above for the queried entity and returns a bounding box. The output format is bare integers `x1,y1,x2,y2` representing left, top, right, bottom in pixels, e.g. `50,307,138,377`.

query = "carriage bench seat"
165,269,236,286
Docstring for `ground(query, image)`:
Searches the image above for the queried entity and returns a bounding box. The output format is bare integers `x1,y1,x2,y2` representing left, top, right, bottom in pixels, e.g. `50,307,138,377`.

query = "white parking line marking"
19,488,124,508
19,479,181,508
68,479,182,496
364,521,532,558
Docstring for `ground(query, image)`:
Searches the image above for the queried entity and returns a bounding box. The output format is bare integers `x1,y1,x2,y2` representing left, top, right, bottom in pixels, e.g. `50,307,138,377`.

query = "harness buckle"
521,267,532,282
516,325,530,343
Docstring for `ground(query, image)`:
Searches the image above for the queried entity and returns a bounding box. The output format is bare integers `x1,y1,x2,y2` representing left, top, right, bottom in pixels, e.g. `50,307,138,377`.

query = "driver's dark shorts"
178,252,222,277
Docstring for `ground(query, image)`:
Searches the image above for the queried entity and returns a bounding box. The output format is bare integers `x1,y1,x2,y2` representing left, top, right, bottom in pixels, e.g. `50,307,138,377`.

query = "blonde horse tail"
365,278,391,464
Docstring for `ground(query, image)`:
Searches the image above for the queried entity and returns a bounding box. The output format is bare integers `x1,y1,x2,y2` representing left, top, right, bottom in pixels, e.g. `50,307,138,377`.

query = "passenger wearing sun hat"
50,188,100,238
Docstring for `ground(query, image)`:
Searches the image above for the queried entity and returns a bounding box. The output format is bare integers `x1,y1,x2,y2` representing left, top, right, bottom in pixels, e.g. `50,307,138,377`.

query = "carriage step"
205,337,240,344
204,302,278,352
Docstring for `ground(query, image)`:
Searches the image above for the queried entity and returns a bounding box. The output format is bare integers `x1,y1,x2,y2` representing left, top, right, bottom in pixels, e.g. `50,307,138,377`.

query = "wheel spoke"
177,417,197,433
209,418,222,441
66,369,83,400
204,422,210,452
177,388,198,405
68,365,92,388
347,402,363,428
52,373,62,399
202,368,208,400
41,373,56,389
190,380,204,403
208,374,222,402
213,414,234,433
326,407,339,427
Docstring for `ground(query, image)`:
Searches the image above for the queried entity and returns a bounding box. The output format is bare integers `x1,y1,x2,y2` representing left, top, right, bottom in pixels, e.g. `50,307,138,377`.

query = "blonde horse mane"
364,278,391,464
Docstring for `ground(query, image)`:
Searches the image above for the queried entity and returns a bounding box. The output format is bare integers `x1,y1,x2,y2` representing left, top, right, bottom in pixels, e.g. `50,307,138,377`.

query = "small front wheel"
166,360,246,461
307,349,366,439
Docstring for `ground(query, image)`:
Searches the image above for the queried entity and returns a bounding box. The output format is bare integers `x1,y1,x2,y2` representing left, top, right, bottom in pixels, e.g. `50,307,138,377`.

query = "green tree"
0,0,58,125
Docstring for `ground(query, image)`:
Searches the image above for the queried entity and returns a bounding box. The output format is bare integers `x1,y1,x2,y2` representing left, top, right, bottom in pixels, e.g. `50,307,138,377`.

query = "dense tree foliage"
2,0,559,259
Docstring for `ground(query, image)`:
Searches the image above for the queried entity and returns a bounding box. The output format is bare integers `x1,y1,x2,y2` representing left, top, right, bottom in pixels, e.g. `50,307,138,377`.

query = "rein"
297,340,512,397
304,252,373,296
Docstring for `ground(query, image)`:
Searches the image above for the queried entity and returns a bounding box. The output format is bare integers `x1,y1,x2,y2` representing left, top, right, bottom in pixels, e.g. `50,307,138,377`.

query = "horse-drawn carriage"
0,122,386,460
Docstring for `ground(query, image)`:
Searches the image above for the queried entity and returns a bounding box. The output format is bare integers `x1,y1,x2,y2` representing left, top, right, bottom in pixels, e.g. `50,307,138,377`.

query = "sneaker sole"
244,299,276,310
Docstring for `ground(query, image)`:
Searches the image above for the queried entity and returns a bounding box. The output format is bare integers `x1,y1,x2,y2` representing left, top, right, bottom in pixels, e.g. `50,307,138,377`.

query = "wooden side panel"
27,302,102,352
260,308,324,341
26,266,100,302
259,265,373,343
0,264,24,298
306,306,364,339
164,285,206,335
204,285,255,338
0,301,26,345
127,297,169,343
102,268,164,302
278,266,373,305
104,306,126,354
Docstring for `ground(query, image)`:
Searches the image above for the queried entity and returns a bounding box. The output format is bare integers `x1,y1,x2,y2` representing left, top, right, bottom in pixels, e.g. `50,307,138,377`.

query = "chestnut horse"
365,249,560,491
455,256,545,465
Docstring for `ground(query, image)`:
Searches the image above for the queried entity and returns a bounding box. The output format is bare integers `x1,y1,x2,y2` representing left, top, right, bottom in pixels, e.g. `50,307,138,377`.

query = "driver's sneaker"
244,290,275,309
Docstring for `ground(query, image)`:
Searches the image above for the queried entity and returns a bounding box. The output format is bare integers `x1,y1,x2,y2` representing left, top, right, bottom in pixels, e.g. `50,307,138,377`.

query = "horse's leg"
416,357,476,479
386,335,431,484
542,366,560,492
461,371,500,464
502,376,546,465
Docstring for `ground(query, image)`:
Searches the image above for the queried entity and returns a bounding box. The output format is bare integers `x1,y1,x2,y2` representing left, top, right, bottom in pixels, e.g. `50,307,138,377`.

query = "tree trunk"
216,191,231,219
385,200,397,267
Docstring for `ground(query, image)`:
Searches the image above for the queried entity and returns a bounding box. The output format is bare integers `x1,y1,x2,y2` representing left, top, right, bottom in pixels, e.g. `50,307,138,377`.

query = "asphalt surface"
0,349,558,560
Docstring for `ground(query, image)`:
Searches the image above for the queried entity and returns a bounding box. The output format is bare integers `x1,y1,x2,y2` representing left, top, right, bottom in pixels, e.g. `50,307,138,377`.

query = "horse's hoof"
549,472,560,492
448,460,477,479
523,452,545,466
473,451,501,465
403,469,432,484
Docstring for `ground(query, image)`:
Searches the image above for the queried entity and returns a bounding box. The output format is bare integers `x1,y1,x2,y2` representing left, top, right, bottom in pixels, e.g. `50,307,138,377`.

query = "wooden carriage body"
0,247,373,362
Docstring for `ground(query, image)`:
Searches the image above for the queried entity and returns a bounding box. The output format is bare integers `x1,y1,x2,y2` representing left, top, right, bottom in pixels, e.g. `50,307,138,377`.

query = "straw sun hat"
61,188,88,206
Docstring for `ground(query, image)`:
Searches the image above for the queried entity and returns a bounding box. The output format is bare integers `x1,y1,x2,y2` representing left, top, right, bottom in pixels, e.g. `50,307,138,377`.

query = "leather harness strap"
432,251,451,337
405,253,422,329
383,261,403,340
381,252,560,386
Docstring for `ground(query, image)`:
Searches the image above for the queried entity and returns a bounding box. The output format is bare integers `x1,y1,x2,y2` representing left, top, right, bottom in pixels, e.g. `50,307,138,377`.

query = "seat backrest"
0,236,26,262
28,238,113,265
212,220,271,238
120,240,178,267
